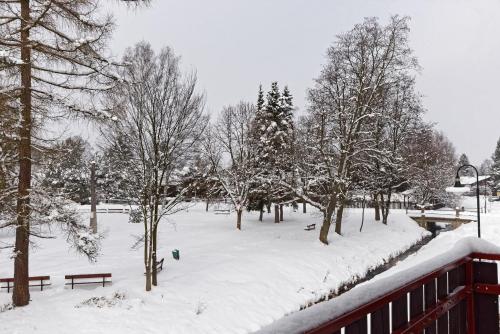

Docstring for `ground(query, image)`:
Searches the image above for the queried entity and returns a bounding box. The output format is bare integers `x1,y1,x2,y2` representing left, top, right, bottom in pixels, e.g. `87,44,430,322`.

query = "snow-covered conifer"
457,153,474,176
491,138,500,186
250,83,295,221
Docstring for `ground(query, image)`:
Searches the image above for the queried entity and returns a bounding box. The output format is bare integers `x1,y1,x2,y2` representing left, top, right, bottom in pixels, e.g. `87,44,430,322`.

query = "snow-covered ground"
0,203,427,334
256,200,500,334
376,200,500,279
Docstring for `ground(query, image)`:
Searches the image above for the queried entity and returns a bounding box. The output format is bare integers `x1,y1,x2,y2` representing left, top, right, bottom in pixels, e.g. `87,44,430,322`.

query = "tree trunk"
152,198,159,286
374,193,381,221
90,162,97,233
319,196,336,245
258,200,264,222
152,226,157,286
266,201,271,213
145,266,152,291
205,198,209,212
380,193,385,214
382,189,392,225
274,204,280,223
359,196,366,232
303,201,306,213
334,201,344,235
279,204,284,221
13,0,32,307
236,209,242,230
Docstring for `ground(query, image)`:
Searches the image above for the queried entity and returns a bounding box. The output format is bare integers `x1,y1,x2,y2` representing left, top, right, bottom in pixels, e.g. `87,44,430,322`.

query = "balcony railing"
256,242,500,334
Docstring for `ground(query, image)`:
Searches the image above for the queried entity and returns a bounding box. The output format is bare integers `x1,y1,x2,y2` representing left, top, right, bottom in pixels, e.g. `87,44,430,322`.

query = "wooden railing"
306,252,500,334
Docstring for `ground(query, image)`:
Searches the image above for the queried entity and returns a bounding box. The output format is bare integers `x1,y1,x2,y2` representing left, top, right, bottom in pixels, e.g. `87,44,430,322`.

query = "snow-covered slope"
0,204,427,334
256,202,500,334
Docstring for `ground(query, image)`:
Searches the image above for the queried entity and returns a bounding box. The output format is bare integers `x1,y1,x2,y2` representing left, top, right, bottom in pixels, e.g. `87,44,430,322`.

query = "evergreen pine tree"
43,137,92,204
257,85,265,113
250,83,295,218
491,137,500,185
457,153,474,177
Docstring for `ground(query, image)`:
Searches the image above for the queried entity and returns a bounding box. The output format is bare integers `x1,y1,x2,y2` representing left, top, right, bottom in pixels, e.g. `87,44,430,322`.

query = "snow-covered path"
0,204,427,334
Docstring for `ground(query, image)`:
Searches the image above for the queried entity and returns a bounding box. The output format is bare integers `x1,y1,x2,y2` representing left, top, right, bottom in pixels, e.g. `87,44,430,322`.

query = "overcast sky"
103,0,500,164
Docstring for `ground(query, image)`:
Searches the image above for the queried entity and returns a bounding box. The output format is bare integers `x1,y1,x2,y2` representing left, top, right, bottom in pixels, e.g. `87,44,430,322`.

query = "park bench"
144,258,164,275
304,223,316,231
65,273,112,289
0,276,51,293
214,209,230,215
156,258,164,272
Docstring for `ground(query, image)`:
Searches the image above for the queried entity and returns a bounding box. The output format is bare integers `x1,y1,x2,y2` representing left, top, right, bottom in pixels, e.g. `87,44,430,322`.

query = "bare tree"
358,74,424,224
405,126,457,207
102,42,206,291
205,102,258,230
305,16,417,244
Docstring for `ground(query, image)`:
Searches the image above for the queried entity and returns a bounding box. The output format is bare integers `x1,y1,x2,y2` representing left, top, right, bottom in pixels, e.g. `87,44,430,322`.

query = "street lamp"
446,164,481,238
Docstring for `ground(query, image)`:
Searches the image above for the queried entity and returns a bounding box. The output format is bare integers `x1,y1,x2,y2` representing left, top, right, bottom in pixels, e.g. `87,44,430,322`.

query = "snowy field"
0,204,428,334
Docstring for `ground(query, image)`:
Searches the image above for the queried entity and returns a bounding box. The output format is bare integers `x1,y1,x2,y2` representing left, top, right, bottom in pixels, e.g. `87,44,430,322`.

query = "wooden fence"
344,200,416,210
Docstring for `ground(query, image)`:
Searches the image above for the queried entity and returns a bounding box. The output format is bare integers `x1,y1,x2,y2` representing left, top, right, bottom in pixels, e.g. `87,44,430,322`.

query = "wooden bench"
304,223,316,231
0,276,51,293
156,258,164,272
144,258,164,275
214,209,230,215
65,273,112,289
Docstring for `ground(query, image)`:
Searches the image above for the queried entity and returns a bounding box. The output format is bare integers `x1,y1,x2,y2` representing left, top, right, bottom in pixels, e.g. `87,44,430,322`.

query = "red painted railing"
307,252,500,334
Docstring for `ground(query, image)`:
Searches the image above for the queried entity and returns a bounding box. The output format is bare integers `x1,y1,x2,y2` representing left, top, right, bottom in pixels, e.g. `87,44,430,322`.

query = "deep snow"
0,203,428,333
256,200,500,334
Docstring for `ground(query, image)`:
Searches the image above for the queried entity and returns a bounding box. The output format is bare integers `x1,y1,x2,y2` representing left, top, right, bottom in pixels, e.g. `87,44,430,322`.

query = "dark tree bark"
374,193,381,221
90,162,97,233
279,204,284,221
359,196,366,232
319,197,336,244
258,200,264,222
236,209,242,230
266,201,271,213
381,190,392,225
303,201,306,213
274,204,279,223
13,0,32,307
334,201,345,235
152,225,158,286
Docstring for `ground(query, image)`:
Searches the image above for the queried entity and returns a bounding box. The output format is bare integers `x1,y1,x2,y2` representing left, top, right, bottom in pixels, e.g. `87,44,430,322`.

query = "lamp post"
90,160,97,234
446,164,481,238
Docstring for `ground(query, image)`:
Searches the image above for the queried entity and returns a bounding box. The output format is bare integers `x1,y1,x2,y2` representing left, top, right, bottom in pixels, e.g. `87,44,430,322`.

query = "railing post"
473,260,499,333
465,260,476,334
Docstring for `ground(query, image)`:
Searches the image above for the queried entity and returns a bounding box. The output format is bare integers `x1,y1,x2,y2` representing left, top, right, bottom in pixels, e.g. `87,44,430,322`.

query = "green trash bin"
172,249,180,260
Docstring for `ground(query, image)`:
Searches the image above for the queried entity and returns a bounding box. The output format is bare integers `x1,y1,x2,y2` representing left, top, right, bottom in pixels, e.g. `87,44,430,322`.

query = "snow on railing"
255,238,500,334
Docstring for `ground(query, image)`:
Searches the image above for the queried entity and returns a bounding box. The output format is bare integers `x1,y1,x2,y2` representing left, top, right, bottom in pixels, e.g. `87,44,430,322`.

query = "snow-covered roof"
401,189,414,196
460,175,490,185
255,237,500,334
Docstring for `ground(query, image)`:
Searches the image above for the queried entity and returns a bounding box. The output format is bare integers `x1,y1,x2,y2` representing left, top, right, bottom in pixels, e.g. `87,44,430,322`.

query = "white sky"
102,0,500,163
